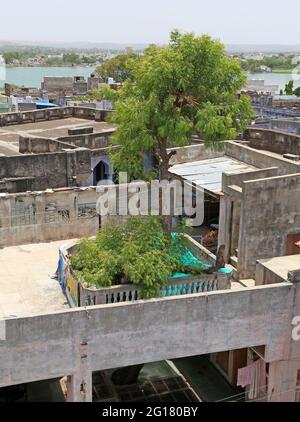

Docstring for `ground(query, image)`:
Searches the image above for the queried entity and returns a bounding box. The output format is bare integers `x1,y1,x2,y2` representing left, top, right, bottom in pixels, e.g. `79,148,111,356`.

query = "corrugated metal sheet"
169,156,256,194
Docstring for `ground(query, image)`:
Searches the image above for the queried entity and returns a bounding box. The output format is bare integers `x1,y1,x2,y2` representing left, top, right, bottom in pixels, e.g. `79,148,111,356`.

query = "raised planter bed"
57,235,230,308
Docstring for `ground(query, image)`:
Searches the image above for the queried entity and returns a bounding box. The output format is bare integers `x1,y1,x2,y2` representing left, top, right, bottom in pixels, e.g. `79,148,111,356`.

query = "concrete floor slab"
0,239,76,318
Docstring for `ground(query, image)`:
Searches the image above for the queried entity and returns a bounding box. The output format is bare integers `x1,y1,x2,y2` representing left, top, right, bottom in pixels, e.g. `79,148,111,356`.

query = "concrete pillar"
34,194,45,242
218,194,232,263
230,200,241,257
0,196,12,248
66,336,92,402
66,370,92,402
267,360,298,402
267,276,300,402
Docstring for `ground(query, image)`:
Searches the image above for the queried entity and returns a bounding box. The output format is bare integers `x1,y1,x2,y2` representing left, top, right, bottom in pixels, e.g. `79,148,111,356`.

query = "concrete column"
66,336,92,402
267,274,300,402
34,194,45,242
267,360,298,402
0,196,12,248
218,194,232,263
66,369,92,402
230,200,241,257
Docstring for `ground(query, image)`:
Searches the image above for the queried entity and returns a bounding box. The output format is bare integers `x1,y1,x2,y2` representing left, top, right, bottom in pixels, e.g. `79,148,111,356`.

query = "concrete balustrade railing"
78,273,229,306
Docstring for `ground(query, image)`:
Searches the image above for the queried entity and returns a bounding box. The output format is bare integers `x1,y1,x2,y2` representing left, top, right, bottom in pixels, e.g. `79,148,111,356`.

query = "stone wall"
0,187,99,247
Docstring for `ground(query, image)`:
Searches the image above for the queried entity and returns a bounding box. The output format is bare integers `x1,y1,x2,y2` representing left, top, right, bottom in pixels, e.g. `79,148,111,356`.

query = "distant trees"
241,55,295,73
96,48,139,83
62,52,81,65
285,80,294,95
3,51,24,64
294,86,300,97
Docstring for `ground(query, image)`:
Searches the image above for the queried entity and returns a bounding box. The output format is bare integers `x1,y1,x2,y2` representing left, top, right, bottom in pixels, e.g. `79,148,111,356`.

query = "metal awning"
169,156,256,195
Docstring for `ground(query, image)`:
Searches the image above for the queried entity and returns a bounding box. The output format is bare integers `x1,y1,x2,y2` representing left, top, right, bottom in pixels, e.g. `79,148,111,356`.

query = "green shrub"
71,216,201,298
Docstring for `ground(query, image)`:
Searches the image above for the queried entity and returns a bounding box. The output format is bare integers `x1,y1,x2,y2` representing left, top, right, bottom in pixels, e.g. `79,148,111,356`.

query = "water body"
1,66,300,93
249,72,300,92
0,66,96,88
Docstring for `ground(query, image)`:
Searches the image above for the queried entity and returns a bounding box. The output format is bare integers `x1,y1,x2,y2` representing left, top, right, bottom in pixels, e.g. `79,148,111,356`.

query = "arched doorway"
93,160,110,185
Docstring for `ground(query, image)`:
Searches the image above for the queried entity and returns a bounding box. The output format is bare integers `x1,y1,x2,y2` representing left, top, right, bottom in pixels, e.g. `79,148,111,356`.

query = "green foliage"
109,31,254,180
70,216,200,299
285,80,294,95
96,49,139,83
62,52,81,65
92,84,120,102
241,55,295,73
294,86,300,97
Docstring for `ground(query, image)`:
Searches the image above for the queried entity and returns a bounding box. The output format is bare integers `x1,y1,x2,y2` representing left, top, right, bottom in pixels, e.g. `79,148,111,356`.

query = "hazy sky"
1,0,300,45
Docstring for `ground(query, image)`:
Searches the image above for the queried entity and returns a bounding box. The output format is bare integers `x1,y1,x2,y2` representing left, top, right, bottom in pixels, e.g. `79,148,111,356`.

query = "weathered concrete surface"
0,118,114,148
245,127,300,156
0,148,91,193
0,187,99,247
225,141,300,176
238,173,300,278
256,255,300,286
0,283,295,388
0,240,72,318
168,144,224,166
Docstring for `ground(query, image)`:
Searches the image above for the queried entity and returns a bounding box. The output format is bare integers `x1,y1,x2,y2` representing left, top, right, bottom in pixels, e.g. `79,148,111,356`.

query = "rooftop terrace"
0,240,74,318
0,117,115,154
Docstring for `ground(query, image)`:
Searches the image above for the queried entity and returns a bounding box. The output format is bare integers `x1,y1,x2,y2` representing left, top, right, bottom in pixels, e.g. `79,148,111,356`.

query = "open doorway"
93,160,110,185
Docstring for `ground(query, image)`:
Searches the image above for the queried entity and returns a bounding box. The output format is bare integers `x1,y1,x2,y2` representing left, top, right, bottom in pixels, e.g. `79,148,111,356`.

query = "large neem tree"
110,31,254,181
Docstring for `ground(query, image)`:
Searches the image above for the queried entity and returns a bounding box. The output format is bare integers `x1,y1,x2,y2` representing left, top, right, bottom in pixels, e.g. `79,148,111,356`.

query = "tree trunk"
156,142,177,233
111,364,144,386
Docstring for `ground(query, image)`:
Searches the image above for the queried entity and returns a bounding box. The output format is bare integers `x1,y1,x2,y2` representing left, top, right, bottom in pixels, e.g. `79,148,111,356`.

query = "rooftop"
0,117,115,151
169,156,256,194
0,239,75,318
257,254,300,281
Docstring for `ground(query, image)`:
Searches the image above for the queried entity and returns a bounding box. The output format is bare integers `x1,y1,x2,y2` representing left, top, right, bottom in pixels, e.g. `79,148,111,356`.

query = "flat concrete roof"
0,239,76,318
0,140,21,156
258,254,300,281
169,156,256,194
0,117,116,150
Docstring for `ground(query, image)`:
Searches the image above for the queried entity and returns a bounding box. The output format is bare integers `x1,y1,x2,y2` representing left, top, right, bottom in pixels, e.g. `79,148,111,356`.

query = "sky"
1,0,300,46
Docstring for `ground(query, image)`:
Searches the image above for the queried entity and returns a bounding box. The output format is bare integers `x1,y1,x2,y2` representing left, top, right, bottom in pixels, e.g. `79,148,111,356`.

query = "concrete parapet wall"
19,136,76,154
222,167,279,190
245,128,300,156
225,141,300,175
0,187,99,247
264,119,300,135
238,173,300,278
0,282,294,388
0,107,113,128
0,149,91,193
168,144,224,165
